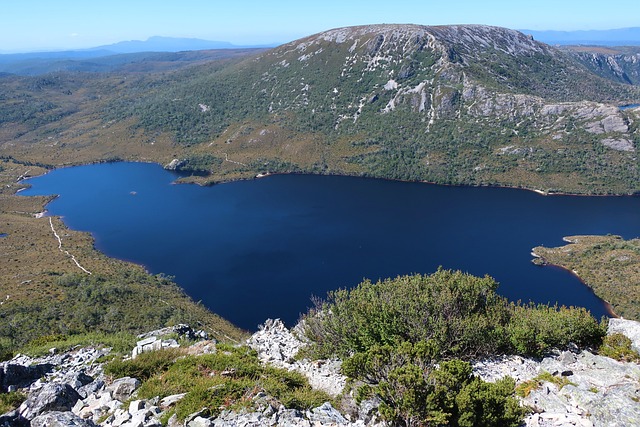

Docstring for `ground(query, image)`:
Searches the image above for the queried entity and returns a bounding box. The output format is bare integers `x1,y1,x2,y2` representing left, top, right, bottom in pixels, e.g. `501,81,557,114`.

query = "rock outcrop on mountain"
0,319,639,426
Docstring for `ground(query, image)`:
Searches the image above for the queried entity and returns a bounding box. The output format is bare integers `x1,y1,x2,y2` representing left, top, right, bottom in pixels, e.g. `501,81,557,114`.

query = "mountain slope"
562,45,640,86
108,24,639,194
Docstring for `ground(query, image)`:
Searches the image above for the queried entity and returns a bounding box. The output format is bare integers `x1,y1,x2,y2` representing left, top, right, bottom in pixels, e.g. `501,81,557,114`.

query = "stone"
309,402,349,424
77,379,105,399
106,377,141,402
18,383,81,420
186,416,213,427
159,393,187,408
31,411,97,427
0,362,54,392
0,409,28,427
247,319,347,397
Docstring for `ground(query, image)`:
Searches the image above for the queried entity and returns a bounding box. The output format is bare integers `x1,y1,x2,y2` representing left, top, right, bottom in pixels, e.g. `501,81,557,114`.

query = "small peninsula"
532,235,640,320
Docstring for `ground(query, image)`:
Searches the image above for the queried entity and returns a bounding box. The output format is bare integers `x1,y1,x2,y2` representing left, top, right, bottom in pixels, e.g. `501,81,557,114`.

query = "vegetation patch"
105,345,331,421
598,332,640,363
20,331,136,357
532,235,640,320
0,391,26,414
302,270,605,426
516,371,576,398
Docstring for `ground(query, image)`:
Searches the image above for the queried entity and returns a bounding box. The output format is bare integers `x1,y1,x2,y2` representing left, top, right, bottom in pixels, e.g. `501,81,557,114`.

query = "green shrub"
344,345,526,427
302,269,512,360
303,270,606,426
303,270,607,361
507,304,606,358
599,333,640,362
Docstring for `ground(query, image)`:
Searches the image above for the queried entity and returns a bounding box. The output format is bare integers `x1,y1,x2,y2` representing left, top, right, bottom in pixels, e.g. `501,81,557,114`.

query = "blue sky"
2,0,639,53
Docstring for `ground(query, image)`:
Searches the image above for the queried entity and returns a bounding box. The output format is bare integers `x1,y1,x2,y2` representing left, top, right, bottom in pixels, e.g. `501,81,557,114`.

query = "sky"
1,0,639,53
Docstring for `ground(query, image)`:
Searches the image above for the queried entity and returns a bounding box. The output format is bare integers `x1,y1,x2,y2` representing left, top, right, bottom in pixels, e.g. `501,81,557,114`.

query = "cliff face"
565,46,640,86
1,319,639,427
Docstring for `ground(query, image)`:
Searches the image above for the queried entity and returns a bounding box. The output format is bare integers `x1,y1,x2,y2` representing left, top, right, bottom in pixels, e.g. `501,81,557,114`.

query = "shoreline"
13,160,631,324
15,158,640,198
530,249,619,319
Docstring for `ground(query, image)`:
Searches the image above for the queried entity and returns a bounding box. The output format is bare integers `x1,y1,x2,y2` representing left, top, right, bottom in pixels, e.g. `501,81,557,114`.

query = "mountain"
521,27,640,46
89,35,261,53
0,36,274,75
107,24,640,194
1,24,639,194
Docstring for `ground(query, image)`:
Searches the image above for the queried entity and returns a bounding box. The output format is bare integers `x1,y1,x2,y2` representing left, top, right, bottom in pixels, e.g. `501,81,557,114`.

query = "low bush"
344,343,526,427
302,269,512,360
302,270,608,426
302,270,606,361
598,332,640,362
507,303,606,358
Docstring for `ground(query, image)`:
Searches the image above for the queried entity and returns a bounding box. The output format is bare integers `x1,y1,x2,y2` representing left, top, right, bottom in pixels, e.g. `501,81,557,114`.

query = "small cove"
22,162,640,330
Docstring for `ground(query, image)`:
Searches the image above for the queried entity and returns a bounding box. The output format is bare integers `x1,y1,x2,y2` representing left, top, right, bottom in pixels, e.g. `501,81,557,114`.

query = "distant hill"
0,36,275,75
0,49,266,75
89,36,272,53
521,27,640,46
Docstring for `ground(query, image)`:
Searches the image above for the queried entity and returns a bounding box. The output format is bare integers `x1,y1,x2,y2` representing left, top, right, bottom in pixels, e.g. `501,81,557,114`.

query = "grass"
0,391,26,414
104,345,332,421
516,371,576,398
532,235,640,320
20,331,137,357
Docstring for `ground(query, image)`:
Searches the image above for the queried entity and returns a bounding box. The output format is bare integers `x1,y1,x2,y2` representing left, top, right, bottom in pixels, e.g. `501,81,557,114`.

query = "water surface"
22,162,640,330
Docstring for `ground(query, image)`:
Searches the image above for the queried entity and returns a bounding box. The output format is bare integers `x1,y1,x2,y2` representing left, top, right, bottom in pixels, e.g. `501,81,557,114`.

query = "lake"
22,162,640,330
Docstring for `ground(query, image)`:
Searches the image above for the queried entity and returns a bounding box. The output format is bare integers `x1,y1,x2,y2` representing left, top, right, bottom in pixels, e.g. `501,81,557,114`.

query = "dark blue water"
22,162,640,330
620,103,640,110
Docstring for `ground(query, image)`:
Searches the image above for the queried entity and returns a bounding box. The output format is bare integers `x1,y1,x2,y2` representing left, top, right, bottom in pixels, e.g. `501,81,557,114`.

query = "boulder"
31,411,97,427
18,383,81,420
0,362,54,392
106,377,141,402
0,409,28,427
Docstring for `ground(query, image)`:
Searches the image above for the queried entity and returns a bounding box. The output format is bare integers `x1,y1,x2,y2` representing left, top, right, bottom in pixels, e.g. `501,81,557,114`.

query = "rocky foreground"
1,319,639,427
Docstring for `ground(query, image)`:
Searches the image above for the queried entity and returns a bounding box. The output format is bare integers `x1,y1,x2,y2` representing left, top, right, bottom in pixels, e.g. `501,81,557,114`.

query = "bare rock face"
31,411,97,427
247,319,347,397
18,383,81,420
164,159,185,170
0,362,53,392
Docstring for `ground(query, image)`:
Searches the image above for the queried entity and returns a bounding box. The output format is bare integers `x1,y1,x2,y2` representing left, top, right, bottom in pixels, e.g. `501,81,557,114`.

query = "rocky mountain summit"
134,23,639,193
0,319,638,427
